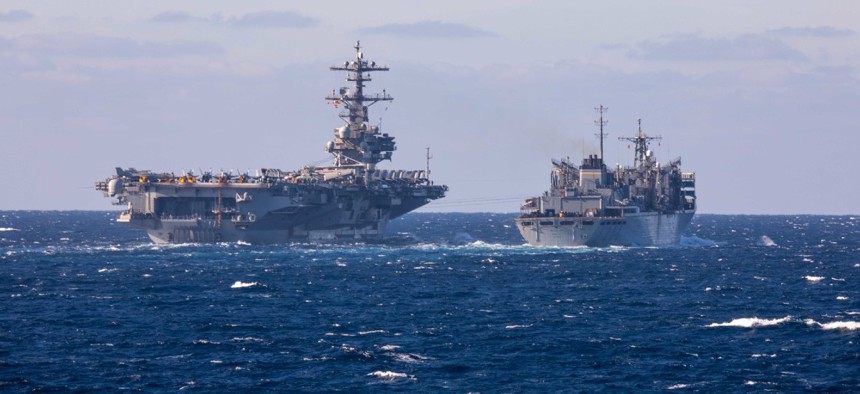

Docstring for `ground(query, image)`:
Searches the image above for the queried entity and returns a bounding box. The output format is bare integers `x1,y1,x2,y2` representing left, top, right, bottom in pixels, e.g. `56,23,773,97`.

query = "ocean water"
1,211,858,392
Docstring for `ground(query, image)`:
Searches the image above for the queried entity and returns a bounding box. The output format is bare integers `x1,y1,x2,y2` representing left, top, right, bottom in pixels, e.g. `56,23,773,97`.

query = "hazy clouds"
627,33,807,62
362,21,495,38
149,10,319,29
0,34,223,58
0,9,32,23
767,26,855,37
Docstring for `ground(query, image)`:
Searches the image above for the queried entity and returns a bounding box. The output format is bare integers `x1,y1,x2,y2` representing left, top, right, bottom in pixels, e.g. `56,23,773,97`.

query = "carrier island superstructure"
514,107,696,247
95,42,447,244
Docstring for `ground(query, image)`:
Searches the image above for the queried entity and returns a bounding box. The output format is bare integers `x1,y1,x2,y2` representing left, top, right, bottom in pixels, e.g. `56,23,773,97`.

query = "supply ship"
514,106,696,247
95,42,447,244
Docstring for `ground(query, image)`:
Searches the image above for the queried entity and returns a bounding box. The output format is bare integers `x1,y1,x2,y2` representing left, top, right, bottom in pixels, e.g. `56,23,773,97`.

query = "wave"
804,276,825,283
193,339,221,345
706,316,792,328
229,337,265,342
707,316,860,331
757,235,777,247
804,319,860,331
367,371,413,380
0,227,18,232
230,281,258,289
679,236,719,247
390,352,433,363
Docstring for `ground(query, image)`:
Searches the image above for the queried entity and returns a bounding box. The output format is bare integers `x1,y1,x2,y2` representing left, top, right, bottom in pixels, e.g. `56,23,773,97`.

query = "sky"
0,0,858,214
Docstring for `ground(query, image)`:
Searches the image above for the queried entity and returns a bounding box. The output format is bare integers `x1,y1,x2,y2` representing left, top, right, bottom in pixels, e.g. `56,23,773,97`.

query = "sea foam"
230,281,258,289
707,316,792,328
367,371,411,379
757,235,777,247
805,319,860,331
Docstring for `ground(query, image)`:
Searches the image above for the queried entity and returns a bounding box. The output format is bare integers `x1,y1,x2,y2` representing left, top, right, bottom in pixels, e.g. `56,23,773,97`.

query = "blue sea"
1,212,858,392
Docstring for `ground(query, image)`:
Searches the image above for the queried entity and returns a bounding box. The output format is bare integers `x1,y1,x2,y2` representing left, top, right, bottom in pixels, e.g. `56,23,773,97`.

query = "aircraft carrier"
515,106,696,247
95,42,447,244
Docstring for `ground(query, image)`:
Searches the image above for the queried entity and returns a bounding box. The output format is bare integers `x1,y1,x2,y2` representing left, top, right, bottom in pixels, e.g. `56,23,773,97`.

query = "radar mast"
325,41,395,170
618,119,661,167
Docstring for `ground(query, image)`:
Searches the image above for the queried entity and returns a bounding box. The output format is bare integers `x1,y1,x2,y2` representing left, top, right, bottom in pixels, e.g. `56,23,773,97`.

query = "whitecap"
756,235,777,247
97,268,118,273
391,353,432,363
804,276,824,283
805,319,860,331
379,344,401,351
667,384,690,390
367,371,411,379
229,337,264,342
303,356,335,361
837,296,848,300
706,316,792,328
358,330,386,335
505,324,532,329
230,281,258,288
0,227,18,232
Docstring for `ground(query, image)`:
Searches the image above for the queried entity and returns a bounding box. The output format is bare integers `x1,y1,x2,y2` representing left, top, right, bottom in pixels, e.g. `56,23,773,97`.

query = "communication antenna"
619,118,661,167
425,146,433,182
594,105,609,161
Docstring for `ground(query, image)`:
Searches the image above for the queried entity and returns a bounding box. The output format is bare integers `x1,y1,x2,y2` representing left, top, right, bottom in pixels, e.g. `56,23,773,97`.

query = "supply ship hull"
96,42,447,244
516,108,696,247
515,211,694,247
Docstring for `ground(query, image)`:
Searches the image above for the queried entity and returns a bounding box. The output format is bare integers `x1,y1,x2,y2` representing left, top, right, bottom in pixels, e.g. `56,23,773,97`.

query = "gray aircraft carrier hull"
114,185,436,245
514,210,695,247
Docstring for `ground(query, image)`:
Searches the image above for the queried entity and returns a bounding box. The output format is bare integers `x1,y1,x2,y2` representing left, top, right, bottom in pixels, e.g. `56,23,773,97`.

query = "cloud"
149,10,318,29
0,9,34,23
231,11,317,28
0,34,223,58
627,34,806,62
149,11,205,24
362,21,495,38
767,26,855,38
